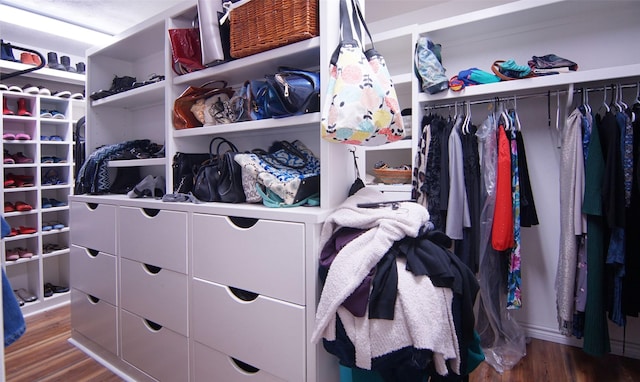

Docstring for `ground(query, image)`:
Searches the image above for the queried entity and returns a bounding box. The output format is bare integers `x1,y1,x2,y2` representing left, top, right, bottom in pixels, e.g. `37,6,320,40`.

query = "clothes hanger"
601,85,610,113
462,101,471,134
511,95,522,131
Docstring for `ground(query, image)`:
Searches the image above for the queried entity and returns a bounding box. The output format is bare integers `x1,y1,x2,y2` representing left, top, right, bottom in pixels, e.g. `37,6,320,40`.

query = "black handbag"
192,137,245,203
172,152,210,194
265,67,320,117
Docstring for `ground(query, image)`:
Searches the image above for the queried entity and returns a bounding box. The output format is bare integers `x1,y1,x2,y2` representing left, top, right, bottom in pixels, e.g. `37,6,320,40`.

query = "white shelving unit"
67,0,640,380
1,63,85,316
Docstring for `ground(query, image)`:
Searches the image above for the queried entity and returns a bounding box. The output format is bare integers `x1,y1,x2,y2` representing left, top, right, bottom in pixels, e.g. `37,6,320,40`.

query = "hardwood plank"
5,304,640,381
4,304,122,382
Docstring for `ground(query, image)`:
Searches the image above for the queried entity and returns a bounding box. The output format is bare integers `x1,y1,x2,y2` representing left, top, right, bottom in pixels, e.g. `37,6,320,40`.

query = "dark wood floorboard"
4,304,123,382
5,304,640,381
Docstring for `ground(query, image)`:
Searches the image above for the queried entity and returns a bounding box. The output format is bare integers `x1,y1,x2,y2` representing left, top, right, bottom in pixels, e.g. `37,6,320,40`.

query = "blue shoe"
41,198,52,208
49,198,66,207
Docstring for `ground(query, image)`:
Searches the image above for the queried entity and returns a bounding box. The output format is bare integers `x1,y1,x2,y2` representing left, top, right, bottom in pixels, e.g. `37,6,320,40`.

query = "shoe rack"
1,69,84,315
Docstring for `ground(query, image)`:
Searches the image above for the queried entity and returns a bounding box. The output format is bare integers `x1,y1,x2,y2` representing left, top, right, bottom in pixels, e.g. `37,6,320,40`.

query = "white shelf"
1,60,85,86
418,64,640,103
172,112,321,138
108,158,165,168
173,37,321,87
90,81,165,109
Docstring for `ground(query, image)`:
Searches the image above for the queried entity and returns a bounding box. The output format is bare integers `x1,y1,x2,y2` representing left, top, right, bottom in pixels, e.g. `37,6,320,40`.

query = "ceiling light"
0,5,114,46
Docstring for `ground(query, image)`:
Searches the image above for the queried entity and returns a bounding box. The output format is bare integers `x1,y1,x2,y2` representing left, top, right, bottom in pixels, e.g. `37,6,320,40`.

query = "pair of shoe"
42,198,66,208
41,135,63,141
13,226,37,235
40,109,65,119
5,173,35,188
1,39,20,62
127,175,166,198
2,132,30,140
4,201,32,212
42,169,64,186
20,52,42,66
90,75,137,100
47,52,77,73
2,98,32,116
5,151,34,164
14,288,37,303
43,243,66,254
44,283,69,297
41,156,66,163
42,221,65,231
7,247,33,260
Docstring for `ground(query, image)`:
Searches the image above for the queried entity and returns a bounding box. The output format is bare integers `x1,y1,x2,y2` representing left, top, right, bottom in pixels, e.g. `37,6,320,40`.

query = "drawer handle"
87,203,99,210
228,216,258,229
142,208,160,217
87,295,100,304
144,319,163,332
87,249,99,257
228,286,258,302
143,263,162,274
230,357,259,374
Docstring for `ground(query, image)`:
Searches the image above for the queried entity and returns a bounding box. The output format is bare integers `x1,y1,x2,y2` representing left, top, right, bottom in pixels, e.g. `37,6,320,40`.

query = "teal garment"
340,366,385,382
467,330,485,373
467,69,501,84
582,115,611,356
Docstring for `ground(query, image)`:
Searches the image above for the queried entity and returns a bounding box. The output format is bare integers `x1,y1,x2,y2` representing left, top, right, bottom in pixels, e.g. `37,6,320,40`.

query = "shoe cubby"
1,64,83,315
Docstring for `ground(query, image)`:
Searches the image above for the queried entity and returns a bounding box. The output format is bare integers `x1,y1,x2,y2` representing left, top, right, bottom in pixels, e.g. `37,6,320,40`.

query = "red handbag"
168,28,206,75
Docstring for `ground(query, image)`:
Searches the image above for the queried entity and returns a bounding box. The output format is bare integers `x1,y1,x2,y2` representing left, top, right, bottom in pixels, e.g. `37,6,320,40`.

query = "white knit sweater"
312,187,460,375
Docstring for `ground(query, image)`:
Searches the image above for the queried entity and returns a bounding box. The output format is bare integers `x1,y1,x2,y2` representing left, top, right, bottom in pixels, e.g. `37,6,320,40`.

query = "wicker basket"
229,0,319,59
373,168,412,185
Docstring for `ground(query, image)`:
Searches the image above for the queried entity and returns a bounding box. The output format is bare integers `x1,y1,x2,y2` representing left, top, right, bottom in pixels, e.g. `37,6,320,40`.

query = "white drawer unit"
70,202,117,254
70,245,117,305
70,289,118,355
121,309,189,382
119,206,188,274
192,214,305,305
120,257,188,336
191,278,305,382
193,341,285,382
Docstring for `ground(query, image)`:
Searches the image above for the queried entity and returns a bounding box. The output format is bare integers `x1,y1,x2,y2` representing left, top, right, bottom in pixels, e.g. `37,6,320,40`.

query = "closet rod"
423,82,640,111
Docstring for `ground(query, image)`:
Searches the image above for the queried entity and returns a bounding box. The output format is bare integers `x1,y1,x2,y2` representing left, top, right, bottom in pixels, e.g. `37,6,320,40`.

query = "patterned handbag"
321,0,404,146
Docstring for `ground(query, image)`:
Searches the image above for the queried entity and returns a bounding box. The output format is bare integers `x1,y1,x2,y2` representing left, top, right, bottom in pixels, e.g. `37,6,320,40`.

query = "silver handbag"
197,0,225,66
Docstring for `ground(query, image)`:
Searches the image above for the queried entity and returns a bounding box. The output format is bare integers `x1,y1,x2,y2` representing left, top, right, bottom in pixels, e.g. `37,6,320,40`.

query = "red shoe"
9,228,18,237
4,202,15,212
17,98,31,117
2,98,13,115
18,226,37,235
14,201,32,212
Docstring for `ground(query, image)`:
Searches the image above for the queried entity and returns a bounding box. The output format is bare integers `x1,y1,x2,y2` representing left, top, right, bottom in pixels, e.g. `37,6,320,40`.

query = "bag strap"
256,184,320,208
259,140,309,169
207,137,238,158
350,0,375,50
200,79,228,89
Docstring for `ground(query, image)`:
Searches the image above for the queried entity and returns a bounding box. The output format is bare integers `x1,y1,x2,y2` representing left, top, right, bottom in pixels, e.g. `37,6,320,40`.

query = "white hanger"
582,88,591,115
462,101,471,134
602,85,610,113
511,96,522,131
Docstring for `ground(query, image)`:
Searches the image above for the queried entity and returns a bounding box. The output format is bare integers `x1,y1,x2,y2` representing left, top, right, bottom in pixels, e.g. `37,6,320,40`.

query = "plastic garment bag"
473,107,526,373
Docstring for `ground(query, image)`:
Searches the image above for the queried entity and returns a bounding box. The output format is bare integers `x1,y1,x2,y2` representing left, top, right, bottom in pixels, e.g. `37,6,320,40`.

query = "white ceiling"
0,0,511,58
1,0,432,36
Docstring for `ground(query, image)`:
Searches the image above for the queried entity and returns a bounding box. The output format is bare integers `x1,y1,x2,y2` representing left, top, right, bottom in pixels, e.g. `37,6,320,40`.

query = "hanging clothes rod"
423,82,640,111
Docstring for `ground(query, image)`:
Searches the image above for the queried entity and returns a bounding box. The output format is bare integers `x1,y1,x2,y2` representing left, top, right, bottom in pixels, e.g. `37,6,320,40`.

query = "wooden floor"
4,304,122,382
4,304,640,381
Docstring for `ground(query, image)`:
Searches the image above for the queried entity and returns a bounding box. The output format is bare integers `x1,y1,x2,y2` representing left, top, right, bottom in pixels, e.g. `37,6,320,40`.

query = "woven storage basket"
230,0,319,58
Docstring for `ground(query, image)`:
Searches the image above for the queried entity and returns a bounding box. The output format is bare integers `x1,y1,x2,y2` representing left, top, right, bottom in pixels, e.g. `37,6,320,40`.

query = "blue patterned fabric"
75,140,150,194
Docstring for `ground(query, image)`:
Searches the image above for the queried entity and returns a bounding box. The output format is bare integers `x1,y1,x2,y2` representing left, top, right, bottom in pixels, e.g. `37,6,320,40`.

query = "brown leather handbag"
172,80,234,129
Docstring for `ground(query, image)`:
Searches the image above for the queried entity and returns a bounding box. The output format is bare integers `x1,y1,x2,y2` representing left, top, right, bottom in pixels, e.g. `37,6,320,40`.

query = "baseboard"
520,322,640,359
68,333,154,382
